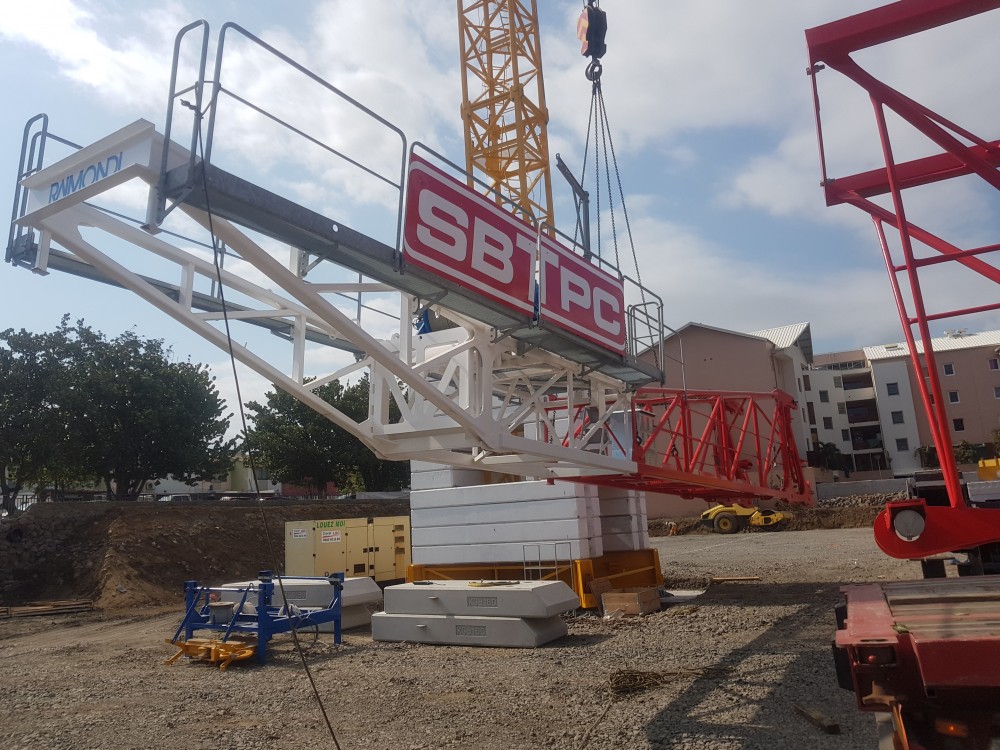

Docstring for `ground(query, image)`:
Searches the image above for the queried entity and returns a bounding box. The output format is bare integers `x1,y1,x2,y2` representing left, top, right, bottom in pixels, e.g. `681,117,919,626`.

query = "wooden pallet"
1,600,95,618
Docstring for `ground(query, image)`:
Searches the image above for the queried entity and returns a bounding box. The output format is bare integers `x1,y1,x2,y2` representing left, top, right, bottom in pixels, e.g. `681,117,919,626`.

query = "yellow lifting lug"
164,637,257,671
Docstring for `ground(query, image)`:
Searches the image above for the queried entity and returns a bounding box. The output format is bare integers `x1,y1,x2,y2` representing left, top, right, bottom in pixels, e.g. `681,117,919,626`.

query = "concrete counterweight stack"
408,466,649,566
372,579,579,647
406,464,653,609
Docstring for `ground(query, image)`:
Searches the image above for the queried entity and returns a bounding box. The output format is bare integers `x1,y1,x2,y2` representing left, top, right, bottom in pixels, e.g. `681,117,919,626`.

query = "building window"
953,418,965,432
841,429,850,442
834,376,843,388
891,411,904,424
943,363,955,376
990,358,999,371
896,438,909,452
948,390,960,404
887,382,900,396
994,386,1000,399
837,402,847,415
819,390,829,403
823,417,833,430
803,374,811,391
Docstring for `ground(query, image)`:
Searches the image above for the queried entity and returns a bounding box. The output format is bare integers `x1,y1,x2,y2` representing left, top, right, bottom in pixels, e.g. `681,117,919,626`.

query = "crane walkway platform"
161,158,662,387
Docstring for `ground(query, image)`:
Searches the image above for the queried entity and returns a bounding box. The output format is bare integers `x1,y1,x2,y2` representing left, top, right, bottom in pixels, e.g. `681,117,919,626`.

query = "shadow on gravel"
545,632,615,649
639,581,868,749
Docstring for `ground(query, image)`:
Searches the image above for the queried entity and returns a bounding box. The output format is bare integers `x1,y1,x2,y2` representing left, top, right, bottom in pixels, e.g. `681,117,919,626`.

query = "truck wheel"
713,512,740,534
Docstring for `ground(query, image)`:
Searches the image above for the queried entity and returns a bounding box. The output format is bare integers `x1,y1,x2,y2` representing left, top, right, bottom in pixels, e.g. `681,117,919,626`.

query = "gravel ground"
1,527,921,750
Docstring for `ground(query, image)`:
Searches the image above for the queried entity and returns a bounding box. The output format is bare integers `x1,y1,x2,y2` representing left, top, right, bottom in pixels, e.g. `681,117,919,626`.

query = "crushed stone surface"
2,517,920,750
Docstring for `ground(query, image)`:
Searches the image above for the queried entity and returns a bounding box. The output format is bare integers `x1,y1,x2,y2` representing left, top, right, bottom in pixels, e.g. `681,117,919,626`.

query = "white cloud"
626,211,903,347
7,0,999,374
0,0,186,112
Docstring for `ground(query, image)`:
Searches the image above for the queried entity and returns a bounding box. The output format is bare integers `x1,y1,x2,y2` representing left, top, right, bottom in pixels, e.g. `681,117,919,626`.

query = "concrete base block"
411,480,596,510
341,603,375,631
601,514,642,535
411,496,593,527
219,576,382,609
413,518,594,546
383,580,578,618
410,464,486,490
601,530,649,552
371,612,567,647
412,536,602,564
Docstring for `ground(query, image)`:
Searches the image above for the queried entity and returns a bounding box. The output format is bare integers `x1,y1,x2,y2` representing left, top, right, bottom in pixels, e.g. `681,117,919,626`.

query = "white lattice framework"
13,122,639,482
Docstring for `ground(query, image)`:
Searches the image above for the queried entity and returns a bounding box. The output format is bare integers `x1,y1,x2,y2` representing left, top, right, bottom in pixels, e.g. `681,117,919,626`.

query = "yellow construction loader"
700,505,791,534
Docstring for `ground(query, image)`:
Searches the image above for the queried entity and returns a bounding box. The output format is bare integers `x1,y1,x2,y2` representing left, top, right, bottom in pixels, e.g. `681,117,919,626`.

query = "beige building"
638,322,814,517
636,323,1000,517
865,330,1000,474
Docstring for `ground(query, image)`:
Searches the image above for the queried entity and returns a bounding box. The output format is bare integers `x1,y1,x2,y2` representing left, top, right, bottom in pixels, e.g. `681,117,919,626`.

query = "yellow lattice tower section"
457,0,554,228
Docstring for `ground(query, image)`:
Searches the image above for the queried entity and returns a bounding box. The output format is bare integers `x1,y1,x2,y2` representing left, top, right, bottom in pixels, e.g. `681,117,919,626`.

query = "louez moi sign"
402,154,626,356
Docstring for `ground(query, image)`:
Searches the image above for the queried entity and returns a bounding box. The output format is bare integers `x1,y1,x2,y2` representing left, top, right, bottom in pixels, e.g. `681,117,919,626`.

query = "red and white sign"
403,153,627,356
538,235,626,355
403,155,536,318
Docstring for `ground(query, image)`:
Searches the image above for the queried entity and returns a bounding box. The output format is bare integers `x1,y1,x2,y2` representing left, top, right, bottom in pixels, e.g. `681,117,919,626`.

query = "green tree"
915,444,938,468
245,375,409,493
814,441,843,471
67,325,237,500
953,440,977,466
2,319,236,506
0,319,90,515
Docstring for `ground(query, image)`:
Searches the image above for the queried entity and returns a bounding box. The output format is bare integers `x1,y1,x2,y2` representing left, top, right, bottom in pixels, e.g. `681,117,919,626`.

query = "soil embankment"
1,493,900,609
0,499,407,608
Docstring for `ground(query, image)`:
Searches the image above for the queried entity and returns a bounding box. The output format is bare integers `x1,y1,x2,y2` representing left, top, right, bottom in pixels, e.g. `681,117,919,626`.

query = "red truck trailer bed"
834,577,1000,748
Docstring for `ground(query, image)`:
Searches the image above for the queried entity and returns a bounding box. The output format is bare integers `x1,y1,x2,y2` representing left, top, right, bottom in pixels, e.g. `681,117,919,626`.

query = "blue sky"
2,1,998,419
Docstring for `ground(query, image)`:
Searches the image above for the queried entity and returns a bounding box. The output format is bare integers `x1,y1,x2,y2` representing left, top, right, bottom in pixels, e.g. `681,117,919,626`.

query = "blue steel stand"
170,571,344,666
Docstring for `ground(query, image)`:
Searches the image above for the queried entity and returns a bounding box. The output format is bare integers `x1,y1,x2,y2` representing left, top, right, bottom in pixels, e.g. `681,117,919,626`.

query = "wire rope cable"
188,100,345,750
576,54,659,369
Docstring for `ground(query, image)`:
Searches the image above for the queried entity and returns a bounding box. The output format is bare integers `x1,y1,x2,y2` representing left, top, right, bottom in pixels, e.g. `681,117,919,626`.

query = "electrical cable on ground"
188,101,345,750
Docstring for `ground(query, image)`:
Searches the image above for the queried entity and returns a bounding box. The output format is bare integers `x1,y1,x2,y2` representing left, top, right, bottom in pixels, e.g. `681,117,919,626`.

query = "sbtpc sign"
403,154,627,356
403,155,536,318
538,235,626,354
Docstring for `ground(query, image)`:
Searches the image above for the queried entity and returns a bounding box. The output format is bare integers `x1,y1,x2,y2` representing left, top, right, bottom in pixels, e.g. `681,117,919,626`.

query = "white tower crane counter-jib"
7,20,811,608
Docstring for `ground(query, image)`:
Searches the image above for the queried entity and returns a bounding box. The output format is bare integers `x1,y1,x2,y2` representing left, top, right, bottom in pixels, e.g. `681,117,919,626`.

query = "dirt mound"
3,500,407,609
6,493,900,610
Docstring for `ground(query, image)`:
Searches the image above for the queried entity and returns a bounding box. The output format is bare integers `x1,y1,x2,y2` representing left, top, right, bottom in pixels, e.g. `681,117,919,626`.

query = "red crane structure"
807,0,1000,560
809,2,1000,746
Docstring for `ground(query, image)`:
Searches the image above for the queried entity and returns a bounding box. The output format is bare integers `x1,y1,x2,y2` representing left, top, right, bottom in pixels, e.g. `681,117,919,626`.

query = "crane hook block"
577,4,607,61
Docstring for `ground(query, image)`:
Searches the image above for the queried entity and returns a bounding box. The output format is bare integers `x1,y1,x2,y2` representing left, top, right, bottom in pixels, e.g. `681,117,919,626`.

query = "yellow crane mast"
456,0,554,228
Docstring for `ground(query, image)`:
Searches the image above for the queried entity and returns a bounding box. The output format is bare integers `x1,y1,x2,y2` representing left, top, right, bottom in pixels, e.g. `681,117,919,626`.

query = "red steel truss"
572,388,811,505
806,0,1000,557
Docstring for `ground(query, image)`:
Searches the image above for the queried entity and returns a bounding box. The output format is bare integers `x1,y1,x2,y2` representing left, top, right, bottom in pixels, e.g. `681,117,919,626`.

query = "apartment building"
642,323,1000,483
865,330,1000,474
639,321,813,457
805,351,902,475
800,330,1000,477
